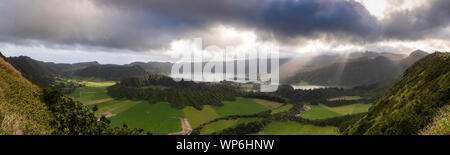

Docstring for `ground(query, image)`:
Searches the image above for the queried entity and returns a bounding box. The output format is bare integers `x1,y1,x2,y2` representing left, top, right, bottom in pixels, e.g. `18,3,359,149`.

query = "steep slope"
0,56,53,134
289,56,400,86
73,64,147,81
419,104,449,135
344,52,449,135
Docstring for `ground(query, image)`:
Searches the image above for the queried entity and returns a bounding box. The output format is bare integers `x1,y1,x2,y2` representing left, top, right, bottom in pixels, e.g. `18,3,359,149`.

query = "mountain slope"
344,52,449,135
0,56,53,134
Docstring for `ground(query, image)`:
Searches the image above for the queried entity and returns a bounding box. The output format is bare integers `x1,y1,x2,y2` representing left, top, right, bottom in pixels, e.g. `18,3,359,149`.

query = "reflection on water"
291,85,328,90
170,73,259,83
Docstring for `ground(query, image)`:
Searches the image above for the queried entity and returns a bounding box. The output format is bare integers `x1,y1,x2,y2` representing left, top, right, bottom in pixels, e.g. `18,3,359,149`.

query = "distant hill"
4,55,55,87
344,52,449,135
39,61,100,76
73,64,147,81
130,61,173,74
398,50,429,70
288,56,401,86
0,52,102,87
285,50,427,86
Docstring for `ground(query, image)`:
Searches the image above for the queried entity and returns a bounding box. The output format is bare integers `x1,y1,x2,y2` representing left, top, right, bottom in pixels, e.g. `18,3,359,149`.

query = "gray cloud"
382,0,450,40
0,0,449,53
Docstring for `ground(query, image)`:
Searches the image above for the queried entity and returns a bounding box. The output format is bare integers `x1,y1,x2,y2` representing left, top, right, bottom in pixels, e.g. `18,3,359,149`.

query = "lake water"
291,85,328,90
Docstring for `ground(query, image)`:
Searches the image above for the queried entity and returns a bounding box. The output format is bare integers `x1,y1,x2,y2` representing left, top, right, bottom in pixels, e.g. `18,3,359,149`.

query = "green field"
110,97,269,134
271,104,293,114
253,98,282,109
185,97,270,128
328,96,362,101
183,105,221,128
71,82,274,134
70,86,111,103
200,118,261,135
260,122,339,135
110,102,185,135
212,97,270,116
301,104,372,120
88,100,142,117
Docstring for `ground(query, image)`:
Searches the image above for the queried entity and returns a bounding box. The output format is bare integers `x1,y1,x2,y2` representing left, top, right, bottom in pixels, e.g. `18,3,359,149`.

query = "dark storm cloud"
382,0,450,40
257,0,380,41
0,0,449,52
95,0,381,43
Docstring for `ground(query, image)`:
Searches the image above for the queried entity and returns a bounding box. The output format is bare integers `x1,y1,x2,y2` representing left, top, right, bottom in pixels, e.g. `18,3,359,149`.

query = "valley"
0,51,448,135
64,77,375,135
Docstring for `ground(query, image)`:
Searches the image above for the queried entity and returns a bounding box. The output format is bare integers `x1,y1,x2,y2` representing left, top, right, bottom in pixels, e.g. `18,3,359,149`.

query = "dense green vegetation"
107,74,240,110
345,52,450,135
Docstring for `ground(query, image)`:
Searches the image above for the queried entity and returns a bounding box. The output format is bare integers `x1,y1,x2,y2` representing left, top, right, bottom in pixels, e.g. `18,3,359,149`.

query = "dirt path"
168,118,192,135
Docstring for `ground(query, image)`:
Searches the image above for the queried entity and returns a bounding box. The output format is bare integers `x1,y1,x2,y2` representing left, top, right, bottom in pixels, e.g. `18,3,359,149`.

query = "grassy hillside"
0,57,53,134
344,52,449,135
419,104,449,135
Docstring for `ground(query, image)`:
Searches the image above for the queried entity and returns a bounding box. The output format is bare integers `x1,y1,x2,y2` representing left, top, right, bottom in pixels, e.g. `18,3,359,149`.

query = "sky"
0,0,449,64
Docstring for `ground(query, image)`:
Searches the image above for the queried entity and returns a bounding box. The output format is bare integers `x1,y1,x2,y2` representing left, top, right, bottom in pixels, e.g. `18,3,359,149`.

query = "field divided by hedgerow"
72,83,275,134
301,104,372,120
